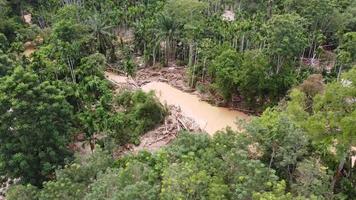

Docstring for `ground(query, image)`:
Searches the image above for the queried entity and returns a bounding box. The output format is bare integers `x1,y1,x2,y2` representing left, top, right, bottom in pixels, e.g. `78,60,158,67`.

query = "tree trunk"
240,34,245,52
337,63,342,82
331,155,346,192
188,41,194,67
153,46,156,67
269,147,275,169
165,39,169,66
202,57,207,82
267,0,273,19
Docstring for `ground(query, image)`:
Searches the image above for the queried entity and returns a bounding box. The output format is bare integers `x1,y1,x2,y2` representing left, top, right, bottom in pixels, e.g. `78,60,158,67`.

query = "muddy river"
106,72,249,135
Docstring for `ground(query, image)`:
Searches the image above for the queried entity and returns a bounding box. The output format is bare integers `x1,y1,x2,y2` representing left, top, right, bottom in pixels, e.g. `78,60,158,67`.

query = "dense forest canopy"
0,0,355,199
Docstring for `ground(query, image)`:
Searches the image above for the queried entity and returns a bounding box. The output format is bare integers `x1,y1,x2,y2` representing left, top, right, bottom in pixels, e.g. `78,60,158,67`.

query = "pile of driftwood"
105,69,202,157
135,67,194,92
114,105,201,158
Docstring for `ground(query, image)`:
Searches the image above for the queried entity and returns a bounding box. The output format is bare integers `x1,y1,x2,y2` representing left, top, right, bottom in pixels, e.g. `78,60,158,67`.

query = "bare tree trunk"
337,63,342,82
267,0,273,19
269,147,275,169
165,39,169,66
67,56,76,83
153,46,156,67
202,57,207,82
240,34,245,52
331,155,346,192
188,41,194,67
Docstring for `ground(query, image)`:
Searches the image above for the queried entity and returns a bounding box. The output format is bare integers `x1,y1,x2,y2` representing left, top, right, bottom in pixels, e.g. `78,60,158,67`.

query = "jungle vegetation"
0,0,355,199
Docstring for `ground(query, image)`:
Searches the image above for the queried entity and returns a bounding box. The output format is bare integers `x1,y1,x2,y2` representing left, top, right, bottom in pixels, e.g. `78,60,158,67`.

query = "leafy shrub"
109,90,167,145
6,184,38,200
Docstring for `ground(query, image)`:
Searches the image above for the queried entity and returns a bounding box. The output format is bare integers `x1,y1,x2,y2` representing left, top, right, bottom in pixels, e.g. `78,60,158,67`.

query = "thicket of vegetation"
6,67,356,199
0,0,166,188
0,0,355,199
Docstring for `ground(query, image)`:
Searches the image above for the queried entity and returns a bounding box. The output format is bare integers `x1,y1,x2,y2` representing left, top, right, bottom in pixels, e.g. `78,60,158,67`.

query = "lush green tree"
0,33,9,50
236,50,269,105
305,67,356,192
0,50,14,77
160,161,212,200
164,132,283,199
6,184,38,200
252,181,294,200
163,0,207,67
247,109,309,181
210,48,242,100
85,160,160,200
0,67,74,185
109,90,166,145
87,13,115,59
291,158,333,199
38,147,113,200
285,0,341,57
336,32,356,78
264,13,307,74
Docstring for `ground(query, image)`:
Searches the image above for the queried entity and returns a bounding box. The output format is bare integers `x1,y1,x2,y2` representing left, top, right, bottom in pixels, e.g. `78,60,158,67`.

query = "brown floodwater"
106,72,249,135
142,82,249,135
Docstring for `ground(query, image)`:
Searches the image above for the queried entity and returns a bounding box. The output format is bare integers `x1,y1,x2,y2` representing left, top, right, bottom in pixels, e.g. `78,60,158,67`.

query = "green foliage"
265,13,307,71
86,160,160,200
252,181,293,200
291,158,333,199
0,67,73,186
210,48,296,106
38,147,113,200
162,132,282,199
247,109,309,180
1,0,355,199
236,50,270,105
0,33,8,50
6,184,38,200
210,48,242,100
306,67,356,156
109,90,166,145
337,32,356,71
0,50,13,77
122,56,137,76
160,161,212,199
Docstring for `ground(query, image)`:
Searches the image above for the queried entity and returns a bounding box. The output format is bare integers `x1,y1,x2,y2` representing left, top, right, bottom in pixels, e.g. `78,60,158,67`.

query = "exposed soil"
135,66,193,92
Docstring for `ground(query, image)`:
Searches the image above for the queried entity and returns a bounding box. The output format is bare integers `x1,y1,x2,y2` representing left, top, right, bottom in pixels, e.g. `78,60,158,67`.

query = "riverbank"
105,70,250,135
134,66,257,115
105,70,250,156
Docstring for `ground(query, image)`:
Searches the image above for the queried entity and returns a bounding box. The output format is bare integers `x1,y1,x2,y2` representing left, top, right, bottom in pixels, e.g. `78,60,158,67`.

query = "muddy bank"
106,71,249,135
142,81,248,134
134,67,256,114
135,66,192,92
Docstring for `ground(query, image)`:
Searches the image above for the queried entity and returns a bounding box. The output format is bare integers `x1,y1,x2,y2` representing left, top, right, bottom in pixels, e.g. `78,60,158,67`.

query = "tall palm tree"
155,14,181,66
87,13,115,57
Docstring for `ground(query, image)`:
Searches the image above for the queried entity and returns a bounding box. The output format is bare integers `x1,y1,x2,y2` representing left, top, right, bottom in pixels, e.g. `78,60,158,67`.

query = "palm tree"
155,14,181,66
87,13,115,58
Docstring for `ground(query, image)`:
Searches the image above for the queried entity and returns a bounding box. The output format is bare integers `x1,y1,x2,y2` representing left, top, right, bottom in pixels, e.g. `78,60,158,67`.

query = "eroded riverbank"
106,71,249,135
142,81,248,134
